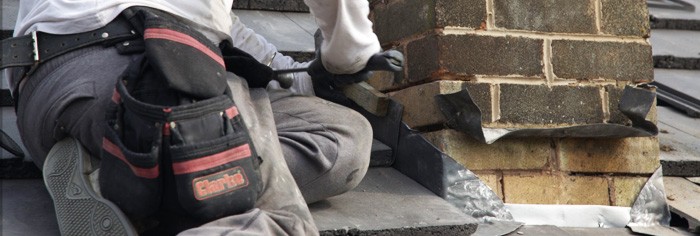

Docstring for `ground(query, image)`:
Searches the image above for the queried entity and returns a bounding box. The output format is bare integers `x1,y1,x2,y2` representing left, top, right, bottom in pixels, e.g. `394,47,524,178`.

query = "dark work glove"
219,41,275,88
309,30,404,103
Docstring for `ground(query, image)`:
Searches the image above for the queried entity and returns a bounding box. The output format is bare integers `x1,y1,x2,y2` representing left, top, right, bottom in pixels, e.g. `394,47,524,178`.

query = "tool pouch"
99,8,262,222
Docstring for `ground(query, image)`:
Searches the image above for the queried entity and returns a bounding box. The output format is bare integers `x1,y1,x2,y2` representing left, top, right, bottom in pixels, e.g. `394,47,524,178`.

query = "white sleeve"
304,0,381,74
228,13,314,95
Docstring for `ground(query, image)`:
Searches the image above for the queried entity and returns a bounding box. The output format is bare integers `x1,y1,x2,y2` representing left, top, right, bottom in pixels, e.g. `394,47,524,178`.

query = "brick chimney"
369,0,659,206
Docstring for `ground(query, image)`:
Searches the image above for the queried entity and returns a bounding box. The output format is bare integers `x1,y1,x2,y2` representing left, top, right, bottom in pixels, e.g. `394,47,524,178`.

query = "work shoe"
43,138,137,236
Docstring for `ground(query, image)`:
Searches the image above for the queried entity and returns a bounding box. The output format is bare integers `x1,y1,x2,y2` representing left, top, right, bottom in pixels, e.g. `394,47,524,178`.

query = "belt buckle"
25,31,40,76
31,31,40,62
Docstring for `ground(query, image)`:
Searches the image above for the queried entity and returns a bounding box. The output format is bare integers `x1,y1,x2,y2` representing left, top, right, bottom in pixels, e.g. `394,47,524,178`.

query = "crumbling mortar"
548,138,558,172
607,176,615,206
380,72,467,94
497,170,505,202
552,78,618,86
473,76,547,85
390,28,443,48
442,27,648,43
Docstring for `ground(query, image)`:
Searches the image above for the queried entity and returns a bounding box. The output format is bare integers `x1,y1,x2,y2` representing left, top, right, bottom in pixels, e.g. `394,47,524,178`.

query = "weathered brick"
435,0,487,29
558,137,660,174
612,177,648,206
372,0,486,43
493,0,597,34
442,35,544,77
406,34,440,82
423,130,551,171
601,0,650,37
406,35,544,82
552,41,653,82
389,81,492,128
373,1,436,43
503,174,610,205
249,0,309,12
472,171,504,200
499,84,604,125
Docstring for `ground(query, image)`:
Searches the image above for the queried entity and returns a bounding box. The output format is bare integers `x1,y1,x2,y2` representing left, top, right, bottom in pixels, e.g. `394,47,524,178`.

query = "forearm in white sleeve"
229,13,315,95
303,0,381,74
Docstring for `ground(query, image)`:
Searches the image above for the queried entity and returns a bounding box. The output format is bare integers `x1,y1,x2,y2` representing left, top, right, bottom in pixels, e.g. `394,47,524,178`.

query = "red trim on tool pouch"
225,106,239,119
144,28,225,67
172,144,251,175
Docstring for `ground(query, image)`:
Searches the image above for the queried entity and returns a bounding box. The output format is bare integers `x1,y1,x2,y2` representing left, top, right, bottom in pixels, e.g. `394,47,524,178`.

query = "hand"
307,30,404,89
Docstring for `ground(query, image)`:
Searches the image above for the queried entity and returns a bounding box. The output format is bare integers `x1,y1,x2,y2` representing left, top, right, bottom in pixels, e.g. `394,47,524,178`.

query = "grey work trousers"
15,45,372,235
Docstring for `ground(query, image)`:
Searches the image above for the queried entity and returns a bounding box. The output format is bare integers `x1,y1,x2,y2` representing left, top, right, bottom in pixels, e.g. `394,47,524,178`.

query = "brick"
499,84,604,125
249,0,309,12
389,81,492,128
406,35,544,82
558,137,660,174
552,41,653,82
503,174,610,205
612,177,648,207
493,0,597,34
441,35,544,77
472,171,504,200
435,0,487,29
372,1,436,43
423,130,550,171
600,0,650,37
406,34,440,82
372,0,485,43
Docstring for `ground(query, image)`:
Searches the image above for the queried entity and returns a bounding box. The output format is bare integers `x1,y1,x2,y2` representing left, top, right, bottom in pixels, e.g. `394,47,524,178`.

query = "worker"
1,0,380,235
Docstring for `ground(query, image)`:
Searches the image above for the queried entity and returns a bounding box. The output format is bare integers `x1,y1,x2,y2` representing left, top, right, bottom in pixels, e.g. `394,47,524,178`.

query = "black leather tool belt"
0,17,138,71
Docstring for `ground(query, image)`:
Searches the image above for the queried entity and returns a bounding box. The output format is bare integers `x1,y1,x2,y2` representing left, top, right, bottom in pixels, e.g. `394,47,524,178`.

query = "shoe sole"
43,138,137,236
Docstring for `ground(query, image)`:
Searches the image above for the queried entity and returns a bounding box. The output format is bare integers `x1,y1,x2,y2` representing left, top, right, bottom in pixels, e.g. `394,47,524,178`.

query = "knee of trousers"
332,110,373,194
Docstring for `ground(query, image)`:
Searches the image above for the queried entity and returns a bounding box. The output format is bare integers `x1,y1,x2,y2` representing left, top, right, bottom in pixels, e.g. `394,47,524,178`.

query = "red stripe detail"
163,122,171,136
102,138,159,179
225,106,239,119
144,28,225,67
172,144,252,175
111,89,121,104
